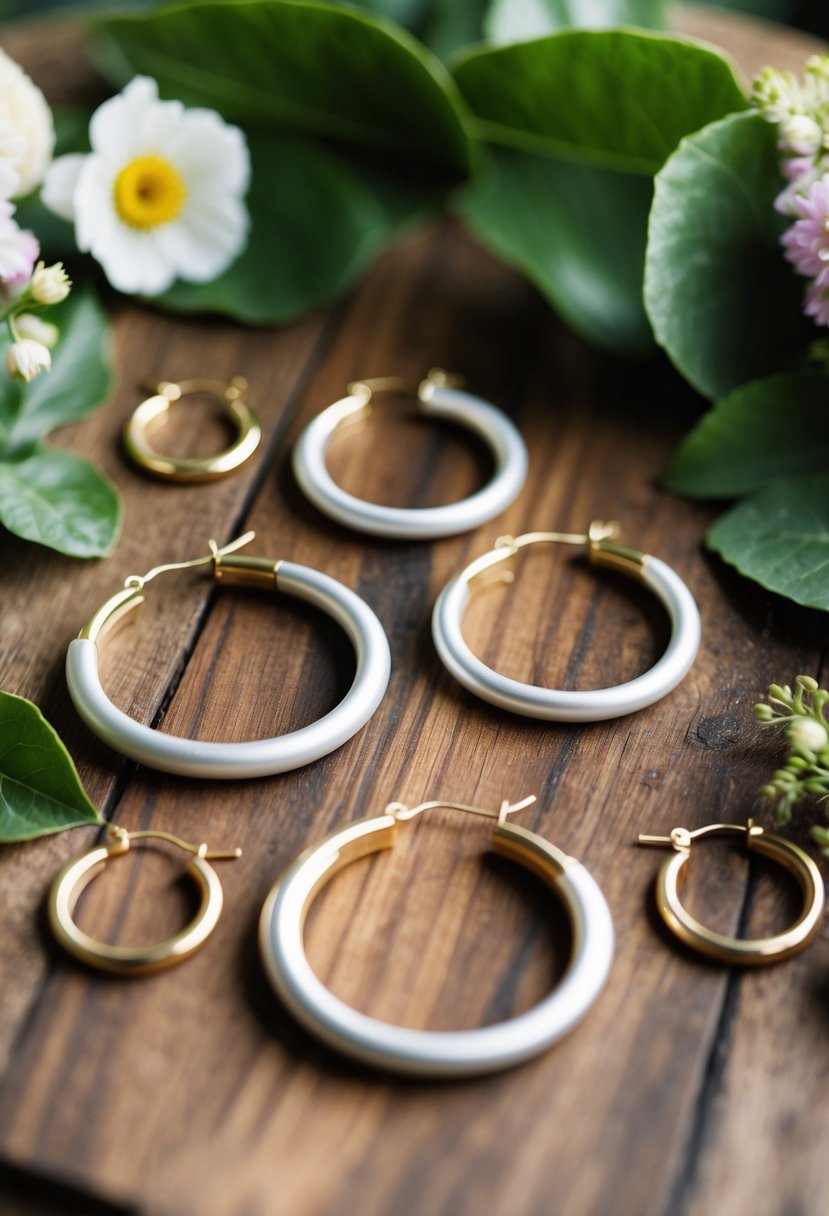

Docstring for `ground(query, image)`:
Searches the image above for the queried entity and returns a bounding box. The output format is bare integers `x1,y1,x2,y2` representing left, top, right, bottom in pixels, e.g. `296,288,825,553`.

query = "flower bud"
787,716,829,754
753,703,775,722
780,114,823,157
14,312,58,347
759,784,778,799
6,338,50,381
796,674,819,692
768,684,793,705
29,260,71,305
804,777,829,794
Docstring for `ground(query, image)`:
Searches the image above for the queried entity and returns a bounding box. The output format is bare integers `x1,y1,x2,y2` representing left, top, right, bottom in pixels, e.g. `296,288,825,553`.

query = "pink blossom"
0,201,38,290
781,176,829,278
804,279,829,326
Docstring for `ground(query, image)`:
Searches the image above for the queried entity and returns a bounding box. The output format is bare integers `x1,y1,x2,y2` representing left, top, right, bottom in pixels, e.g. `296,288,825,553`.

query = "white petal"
161,111,250,193
41,153,86,221
157,193,248,282
91,222,175,295
73,156,114,252
89,76,159,165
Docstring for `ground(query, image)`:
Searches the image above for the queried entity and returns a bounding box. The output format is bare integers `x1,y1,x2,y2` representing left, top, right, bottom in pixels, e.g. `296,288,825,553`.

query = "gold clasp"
638,820,765,853
124,531,257,592
465,519,645,589
105,823,242,861
386,794,536,826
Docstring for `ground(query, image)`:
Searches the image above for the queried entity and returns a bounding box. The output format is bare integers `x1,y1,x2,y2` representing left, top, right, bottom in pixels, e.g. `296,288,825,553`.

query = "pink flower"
781,176,829,278
804,279,829,326
0,200,38,290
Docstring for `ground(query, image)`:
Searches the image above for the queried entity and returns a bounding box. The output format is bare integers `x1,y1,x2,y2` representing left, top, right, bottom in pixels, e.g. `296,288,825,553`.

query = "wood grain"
1,13,827,1216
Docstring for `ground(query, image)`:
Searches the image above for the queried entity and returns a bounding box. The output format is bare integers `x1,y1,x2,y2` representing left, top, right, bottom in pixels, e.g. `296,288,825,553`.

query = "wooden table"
1,13,826,1215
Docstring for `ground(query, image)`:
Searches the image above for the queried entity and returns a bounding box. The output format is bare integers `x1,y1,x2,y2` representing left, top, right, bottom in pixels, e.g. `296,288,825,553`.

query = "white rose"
0,47,54,197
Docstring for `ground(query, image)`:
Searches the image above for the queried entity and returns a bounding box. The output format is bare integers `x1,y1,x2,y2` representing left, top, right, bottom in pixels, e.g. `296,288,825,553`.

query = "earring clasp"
104,823,242,861
386,794,536,825
638,821,765,853
464,520,646,588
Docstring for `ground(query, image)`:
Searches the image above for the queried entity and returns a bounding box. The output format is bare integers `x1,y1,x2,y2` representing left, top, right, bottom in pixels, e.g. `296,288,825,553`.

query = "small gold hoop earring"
124,377,262,482
48,825,242,975
638,820,824,964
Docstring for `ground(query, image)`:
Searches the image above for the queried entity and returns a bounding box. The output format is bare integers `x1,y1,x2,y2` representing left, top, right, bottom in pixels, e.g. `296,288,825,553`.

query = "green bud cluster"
754,674,829,852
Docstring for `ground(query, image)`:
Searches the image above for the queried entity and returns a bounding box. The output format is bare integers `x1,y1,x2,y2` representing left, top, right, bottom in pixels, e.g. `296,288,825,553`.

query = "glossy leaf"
0,290,114,454
645,111,810,400
0,690,101,842
92,0,474,176
461,147,654,351
486,0,666,44
158,135,441,322
452,30,747,174
0,447,122,557
708,473,829,610
668,372,829,498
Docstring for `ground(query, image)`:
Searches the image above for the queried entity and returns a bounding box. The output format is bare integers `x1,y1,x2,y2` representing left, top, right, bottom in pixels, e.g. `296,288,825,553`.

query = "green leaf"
707,473,829,610
645,111,811,400
92,0,474,177
0,690,101,842
157,134,441,323
461,147,654,351
420,0,489,59
0,289,115,453
667,371,829,499
0,447,122,557
452,29,747,174
485,0,666,44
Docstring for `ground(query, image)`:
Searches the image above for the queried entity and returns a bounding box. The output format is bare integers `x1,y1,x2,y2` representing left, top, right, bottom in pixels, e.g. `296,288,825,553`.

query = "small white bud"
6,337,51,381
780,114,823,157
29,260,71,305
14,312,59,347
787,717,829,754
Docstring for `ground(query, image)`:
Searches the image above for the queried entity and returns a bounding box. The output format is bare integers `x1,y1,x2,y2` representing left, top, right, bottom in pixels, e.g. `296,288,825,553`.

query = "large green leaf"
645,111,811,400
0,447,122,557
158,134,440,322
486,0,666,44
0,290,114,454
707,473,829,610
0,691,101,842
92,0,474,176
461,147,654,351
668,371,829,498
452,30,747,174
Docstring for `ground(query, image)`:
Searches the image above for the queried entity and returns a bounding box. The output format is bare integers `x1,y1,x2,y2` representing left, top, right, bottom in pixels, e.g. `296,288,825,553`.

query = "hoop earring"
638,820,824,964
66,532,391,779
259,794,613,1076
124,377,262,482
432,520,700,721
292,369,528,539
48,824,241,975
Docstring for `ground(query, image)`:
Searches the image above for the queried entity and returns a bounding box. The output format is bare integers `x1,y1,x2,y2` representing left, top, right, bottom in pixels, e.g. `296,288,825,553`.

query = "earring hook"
124,531,256,591
105,824,242,860
387,794,536,825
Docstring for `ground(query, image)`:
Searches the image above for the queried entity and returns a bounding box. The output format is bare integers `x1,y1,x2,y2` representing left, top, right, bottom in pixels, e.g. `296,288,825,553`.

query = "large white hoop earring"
259,794,613,1077
432,521,700,722
292,370,528,539
66,533,391,779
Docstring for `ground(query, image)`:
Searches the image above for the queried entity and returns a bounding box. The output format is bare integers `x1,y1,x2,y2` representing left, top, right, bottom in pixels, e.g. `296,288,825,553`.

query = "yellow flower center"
113,155,187,229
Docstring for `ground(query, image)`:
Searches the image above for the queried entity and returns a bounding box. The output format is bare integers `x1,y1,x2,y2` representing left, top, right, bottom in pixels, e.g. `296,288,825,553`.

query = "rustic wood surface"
0,11,827,1216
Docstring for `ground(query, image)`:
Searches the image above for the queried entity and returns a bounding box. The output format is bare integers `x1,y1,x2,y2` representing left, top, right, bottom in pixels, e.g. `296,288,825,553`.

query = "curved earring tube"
638,821,824,964
66,533,391,779
48,825,241,975
124,377,262,482
432,521,700,721
260,796,614,1076
292,370,528,539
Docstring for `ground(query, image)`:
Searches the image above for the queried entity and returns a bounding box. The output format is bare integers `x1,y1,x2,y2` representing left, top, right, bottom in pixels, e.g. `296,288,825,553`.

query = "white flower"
0,47,54,197
780,114,823,158
15,313,59,347
788,717,829,755
29,260,71,304
42,76,250,296
6,337,50,382
0,200,38,284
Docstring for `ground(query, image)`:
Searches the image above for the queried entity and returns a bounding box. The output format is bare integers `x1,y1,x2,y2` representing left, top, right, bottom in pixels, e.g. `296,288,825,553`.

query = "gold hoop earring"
48,825,241,975
638,820,824,964
124,377,262,482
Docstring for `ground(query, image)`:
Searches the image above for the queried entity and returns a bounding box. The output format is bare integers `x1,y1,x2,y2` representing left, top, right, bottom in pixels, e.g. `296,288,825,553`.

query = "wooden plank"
1,13,827,1216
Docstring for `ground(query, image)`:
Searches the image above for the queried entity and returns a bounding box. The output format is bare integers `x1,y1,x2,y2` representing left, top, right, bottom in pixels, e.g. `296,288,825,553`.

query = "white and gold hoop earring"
432,521,700,721
66,532,391,779
292,370,528,539
259,794,613,1077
